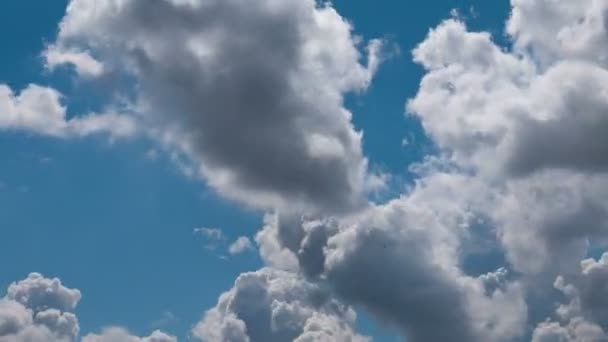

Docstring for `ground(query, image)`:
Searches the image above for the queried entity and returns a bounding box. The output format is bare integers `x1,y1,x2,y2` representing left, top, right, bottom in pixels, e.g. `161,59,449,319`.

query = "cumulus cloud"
82,328,176,342
532,319,606,342
192,268,369,342
0,84,136,138
44,46,105,78
48,0,385,214
6,273,81,313
531,253,608,341
228,237,254,255
253,173,527,342
0,273,173,342
0,273,80,342
247,0,608,340
408,0,608,282
27,0,608,341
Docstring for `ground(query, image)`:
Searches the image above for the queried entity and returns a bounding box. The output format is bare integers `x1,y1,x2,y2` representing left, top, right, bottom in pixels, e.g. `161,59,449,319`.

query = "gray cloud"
408,0,608,284
192,268,368,342
35,0,608,341
530,253,608,341
0,273,174,342
81,328,176,342
0,273,80,342
7,273,81,313
0,84,136,139
50,0,384,214
255,173,527,342
228,237,254,255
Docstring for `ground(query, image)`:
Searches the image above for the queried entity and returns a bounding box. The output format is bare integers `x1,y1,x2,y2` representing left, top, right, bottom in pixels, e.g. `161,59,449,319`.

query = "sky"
1,1,608,342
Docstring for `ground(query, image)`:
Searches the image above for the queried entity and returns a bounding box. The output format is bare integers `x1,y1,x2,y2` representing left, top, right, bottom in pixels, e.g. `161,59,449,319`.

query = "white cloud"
44,46,105,78
0,84,137,138
531,252,608,341
7,273,81,313
192,268,369,342
193,227,224,241
0,273,174,342
406,2,608,284
234,0,608,340
0,273,80,342
194,227,226,251
228,236,253,255
82,328,176,342
49,0,384,214
24,0,608,341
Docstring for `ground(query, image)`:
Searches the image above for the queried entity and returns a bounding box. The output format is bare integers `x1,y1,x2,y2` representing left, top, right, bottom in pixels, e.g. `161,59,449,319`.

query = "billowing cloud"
0,84,136,138
81,328,176,342
192,268,369,342
44,46,105,78
0,274,173,342
408,0,608,282
6,273,81,313
0,273,80,342
228,237,254,255
531,253,608,341
254,173,527,342
246,0,608,340
48,0,384,213
18,0,608,341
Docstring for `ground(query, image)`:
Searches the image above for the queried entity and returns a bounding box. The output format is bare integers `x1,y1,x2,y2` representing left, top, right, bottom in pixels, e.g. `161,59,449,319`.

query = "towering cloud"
0,84,136,138
49,0,383,213
193,268,368,342
0,273,81,342
0,274,175,342
532,253,608,341
19,0,608,341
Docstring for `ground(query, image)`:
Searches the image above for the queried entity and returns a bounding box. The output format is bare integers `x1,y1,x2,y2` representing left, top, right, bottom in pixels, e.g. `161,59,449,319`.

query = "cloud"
507,0,608,68
246,0,608,340
44,46,105,78
0,84,136,138
530,252,608,341
30,0,608,341
193,227,224,242
0,273,173,342
194,227,227,251
192,268,369,342
7,273,81,313
254,172,528,342
228,237,254,255
407,1,608,282
81,328,176,342
49,0,384,214
532,319,605,342
0,273,80,342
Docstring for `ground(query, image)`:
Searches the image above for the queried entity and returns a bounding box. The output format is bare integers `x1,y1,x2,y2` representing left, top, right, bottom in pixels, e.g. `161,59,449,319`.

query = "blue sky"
4,1,608,342
0,1,508,340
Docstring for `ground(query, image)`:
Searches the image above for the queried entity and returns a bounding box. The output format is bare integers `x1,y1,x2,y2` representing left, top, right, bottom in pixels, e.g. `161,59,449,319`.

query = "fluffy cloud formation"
6,273,81,313
0,274,173,342
44,46,105,78
82,328,176,342
0,84,136,138
228,237,254,255
49,0,384,213
192,268,369,342
254,173,527,342
28,0,608,341
531,253,608,341
247,0,608,340
408,1,608,280
0,273,80,342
